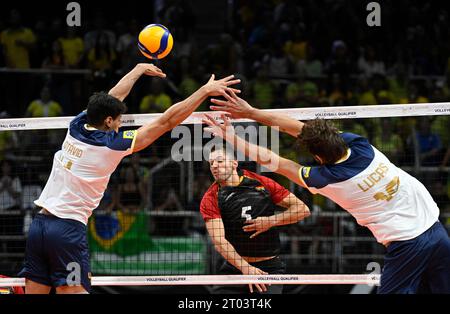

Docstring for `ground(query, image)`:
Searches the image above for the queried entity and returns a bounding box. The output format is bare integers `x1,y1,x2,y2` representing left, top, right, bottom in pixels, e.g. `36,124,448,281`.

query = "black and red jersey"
200,169,290,257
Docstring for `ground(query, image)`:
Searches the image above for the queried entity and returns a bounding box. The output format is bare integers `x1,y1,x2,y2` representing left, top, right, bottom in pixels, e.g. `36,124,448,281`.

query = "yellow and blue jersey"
34,111,138,225
298,132,439,245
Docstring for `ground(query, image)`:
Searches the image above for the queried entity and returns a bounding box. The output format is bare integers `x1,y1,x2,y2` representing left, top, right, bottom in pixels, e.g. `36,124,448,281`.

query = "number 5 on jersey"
241,206,252,221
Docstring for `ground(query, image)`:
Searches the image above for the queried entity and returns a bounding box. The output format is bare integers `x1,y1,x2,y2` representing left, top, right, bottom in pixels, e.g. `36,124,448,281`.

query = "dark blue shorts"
378,221,450,294
18,214,91,292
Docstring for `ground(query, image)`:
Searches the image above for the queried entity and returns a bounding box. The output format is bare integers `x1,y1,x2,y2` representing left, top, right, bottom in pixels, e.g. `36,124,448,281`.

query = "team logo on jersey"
123,130,136,139
302,167,311,178
255,185,266,191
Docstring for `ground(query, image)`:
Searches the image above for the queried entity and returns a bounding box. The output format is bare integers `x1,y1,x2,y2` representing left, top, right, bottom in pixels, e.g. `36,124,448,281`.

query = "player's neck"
220,173,241,187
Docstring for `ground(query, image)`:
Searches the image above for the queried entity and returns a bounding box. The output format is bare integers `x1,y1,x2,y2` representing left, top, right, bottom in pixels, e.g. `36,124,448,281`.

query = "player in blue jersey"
204,90,450,294
18,63,240,294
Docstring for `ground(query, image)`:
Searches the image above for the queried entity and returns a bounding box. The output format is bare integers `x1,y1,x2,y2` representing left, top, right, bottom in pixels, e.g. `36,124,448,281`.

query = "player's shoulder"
340,132,369,146
202,183,219,201
242,169,264,181
339,132,374,160
106,129,137,151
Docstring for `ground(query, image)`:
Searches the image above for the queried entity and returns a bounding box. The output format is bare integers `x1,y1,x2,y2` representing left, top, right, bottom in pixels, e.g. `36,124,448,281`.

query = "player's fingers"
210,105,227,112
255,284,263,293
226,87,241,94
242,225,254,231
208,74,215,83
228,89,239,99
248,284,253,293
220,74,235,82
221,114,233,128
224,79,241,86
210,98,228,106
250,231,262,239
222,91,238,104
204,113,219,125
155,71,166,78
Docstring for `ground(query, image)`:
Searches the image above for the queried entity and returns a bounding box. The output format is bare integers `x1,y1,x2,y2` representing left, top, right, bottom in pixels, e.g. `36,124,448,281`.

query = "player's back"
35,111,137,225
300,133,439,245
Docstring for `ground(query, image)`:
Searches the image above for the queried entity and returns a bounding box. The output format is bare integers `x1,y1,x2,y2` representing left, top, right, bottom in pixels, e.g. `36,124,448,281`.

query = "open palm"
209,90,254,119
203,113,236,141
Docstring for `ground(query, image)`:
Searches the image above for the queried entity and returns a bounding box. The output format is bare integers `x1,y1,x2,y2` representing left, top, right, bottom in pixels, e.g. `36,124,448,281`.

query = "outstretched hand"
137,63,166,78
210,89,255,119
203,113,236,141
202,74,241,97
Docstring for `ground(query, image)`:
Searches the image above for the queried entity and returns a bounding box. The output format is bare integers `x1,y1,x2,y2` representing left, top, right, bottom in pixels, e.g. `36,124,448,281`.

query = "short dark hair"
296,119,348,164
86,92,127,126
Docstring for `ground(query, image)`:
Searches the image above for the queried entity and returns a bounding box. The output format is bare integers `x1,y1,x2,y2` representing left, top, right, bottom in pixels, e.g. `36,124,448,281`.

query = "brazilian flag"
88,210,207,275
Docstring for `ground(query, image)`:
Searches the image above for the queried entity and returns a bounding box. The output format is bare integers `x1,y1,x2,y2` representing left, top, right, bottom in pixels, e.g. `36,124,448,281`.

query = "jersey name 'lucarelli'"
299,133,439,245
34,111,137,225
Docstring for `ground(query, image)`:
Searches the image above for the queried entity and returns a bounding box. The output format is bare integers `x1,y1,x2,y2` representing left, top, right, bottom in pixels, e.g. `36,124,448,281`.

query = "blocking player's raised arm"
203,113,307,188
210,90,304,138
108,63,166,102
133,75,240,152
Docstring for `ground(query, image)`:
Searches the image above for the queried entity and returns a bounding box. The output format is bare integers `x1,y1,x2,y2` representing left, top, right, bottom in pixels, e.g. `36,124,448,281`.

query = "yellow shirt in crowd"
59,37,84,67
0,27,36,68
26,100,63,117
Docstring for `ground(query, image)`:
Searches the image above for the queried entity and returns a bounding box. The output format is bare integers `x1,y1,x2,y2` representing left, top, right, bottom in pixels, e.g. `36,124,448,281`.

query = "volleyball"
138,24,173,60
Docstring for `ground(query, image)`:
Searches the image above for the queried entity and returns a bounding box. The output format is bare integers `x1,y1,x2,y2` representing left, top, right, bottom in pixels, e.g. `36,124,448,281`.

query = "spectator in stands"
0,9,36,69
87,32,117,74
415,117,443,166
83,13,116,53
326,74,352,106
117,154,149,213
285,68,319,108
0,160,22,213
208,33,244,76
387,59,409,104
58,27,84,69
248,64,275,109
0,112,19,162
153,188,185,236
373,119,404,165
283,26,307,64
264,42,292,78
25,86,62,118
295,44,323,78
400,81,429,104
139,78,173,113
177,56,202,108
325,40,353,83
358,46,386,78
357,76,377,106
42,39,67,69
115,19,141,74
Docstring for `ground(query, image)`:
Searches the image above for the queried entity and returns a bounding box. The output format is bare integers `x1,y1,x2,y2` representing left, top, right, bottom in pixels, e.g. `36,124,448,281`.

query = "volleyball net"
0,102,449,290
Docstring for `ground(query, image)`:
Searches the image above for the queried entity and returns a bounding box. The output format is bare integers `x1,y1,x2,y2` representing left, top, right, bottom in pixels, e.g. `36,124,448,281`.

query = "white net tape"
0,274,380,287
1,102,449,131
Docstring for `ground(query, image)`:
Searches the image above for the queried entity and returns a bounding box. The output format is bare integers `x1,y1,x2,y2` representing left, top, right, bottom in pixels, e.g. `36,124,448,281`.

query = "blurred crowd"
0,0,449,272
